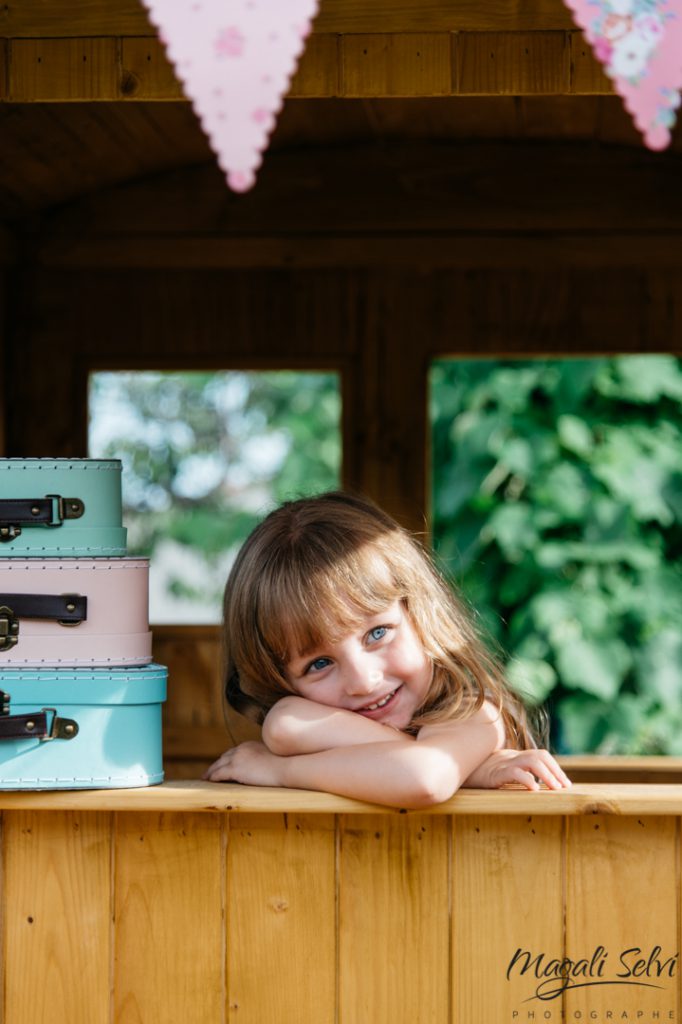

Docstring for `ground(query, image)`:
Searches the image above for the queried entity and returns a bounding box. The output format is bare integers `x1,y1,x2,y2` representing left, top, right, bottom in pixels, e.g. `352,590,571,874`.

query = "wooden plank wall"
1,808,679,1023
3,135,681,775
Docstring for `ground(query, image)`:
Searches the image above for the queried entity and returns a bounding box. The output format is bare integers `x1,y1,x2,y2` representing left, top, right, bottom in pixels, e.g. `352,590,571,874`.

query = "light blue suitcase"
0,459,127,556
0,664,166,789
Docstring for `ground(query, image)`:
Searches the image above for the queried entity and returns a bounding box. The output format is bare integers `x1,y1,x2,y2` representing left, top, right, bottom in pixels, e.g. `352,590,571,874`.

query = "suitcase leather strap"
0,595,87,652
0,496,85,543
0,693,79,742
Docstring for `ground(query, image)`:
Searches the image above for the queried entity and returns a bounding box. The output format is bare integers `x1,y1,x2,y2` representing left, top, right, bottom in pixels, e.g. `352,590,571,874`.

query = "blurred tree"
431,356,682,754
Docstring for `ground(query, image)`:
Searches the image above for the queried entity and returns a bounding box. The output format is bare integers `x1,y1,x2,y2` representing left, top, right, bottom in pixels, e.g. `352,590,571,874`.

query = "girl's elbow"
261,698,300,755
406,750,460,808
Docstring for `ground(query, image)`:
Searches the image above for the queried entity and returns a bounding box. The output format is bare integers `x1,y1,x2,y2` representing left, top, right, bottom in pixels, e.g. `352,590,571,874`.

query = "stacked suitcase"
0,458,166,789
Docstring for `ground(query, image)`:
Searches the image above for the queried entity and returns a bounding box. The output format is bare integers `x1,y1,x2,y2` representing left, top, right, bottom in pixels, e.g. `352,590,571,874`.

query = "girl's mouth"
356,686,400,715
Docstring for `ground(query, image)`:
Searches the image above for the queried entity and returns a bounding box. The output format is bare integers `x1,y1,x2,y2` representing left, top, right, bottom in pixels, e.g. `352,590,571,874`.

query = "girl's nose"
344,660,383,696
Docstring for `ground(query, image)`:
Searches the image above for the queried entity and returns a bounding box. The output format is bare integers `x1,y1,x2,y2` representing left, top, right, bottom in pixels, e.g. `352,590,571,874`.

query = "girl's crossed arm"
204,701,568,808
261,695,405,754
261,695,570,793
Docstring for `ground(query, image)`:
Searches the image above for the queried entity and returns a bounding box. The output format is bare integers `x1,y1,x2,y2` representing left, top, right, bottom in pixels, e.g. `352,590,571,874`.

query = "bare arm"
204,701,504,808
262,695,408,754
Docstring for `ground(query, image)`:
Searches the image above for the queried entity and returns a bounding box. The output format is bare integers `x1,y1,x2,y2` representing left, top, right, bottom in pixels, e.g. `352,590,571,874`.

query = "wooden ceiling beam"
0,32,611,102
34,232,682,270
0,1,576,38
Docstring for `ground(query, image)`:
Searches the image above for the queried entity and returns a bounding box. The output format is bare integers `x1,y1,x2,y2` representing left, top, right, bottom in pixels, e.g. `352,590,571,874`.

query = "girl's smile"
285,601,432,730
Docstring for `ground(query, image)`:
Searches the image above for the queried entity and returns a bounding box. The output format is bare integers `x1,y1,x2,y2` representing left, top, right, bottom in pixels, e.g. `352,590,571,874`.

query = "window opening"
88,369,342,624
430,355,682,754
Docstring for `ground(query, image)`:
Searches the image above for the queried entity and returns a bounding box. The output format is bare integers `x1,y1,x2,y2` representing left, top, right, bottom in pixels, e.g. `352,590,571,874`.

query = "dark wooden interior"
1,2,681,779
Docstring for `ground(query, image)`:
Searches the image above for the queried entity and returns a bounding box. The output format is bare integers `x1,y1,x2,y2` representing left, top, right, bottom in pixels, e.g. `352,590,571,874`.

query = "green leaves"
431,356,682,754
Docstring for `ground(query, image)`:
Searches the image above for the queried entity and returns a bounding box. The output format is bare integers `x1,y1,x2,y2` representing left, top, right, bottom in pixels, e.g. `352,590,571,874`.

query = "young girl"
203,492,570,807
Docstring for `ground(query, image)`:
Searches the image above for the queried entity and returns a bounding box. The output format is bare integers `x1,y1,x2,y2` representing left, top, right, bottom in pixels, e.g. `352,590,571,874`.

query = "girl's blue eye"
307,657,331,674
368,626,388,643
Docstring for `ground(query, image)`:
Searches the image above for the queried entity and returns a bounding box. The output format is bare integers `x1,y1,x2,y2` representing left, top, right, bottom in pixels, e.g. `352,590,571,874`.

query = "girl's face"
285,601,432,730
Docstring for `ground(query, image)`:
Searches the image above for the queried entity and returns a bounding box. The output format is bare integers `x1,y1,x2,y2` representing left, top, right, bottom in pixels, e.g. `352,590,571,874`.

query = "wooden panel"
227,813,336,1023
457,31,568,94
153,624,260,776
36,233,682,271
3,810,111,1024
338,814,449,1021
342,33,452,97
9,38,119,101
569,31,613,95
113,811,224,1023
566,816,678,1019
152,625,257,756
452,815,563,1022
0,226,14,267
0,39,6,101
0,1,578,38
1,32,616,102
35,145,682,237
289,33,341,98
120,38,183,101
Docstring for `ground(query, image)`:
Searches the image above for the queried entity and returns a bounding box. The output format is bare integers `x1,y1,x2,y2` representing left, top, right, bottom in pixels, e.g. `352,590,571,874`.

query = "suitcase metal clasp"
46,495,85,526
0,607,19,652
39,709,79,742
0,525,21,543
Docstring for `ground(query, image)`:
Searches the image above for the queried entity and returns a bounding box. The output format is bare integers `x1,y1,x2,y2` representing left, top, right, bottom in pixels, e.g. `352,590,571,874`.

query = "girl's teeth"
365,689,396,711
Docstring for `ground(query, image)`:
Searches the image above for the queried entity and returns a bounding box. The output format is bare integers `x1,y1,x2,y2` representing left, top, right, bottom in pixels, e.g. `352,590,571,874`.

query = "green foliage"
431,356,682,754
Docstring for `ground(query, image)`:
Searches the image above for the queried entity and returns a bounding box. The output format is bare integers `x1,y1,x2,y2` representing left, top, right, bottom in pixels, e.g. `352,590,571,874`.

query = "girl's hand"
463,749,571,791
202,742,286,788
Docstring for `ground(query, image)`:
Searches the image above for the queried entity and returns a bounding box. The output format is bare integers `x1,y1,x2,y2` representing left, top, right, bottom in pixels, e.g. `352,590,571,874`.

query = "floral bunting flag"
141,0,320,192
563,0,682,149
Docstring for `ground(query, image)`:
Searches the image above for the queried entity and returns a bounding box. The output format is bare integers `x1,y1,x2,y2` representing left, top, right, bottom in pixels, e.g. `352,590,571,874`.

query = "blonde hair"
223,492,537,749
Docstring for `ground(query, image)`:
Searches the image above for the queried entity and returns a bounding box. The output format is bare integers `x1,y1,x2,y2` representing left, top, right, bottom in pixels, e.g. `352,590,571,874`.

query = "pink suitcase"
0,558,152,667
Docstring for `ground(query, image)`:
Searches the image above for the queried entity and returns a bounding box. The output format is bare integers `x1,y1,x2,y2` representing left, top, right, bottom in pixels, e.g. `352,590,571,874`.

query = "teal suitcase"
0,664,166,789
0,459,127,556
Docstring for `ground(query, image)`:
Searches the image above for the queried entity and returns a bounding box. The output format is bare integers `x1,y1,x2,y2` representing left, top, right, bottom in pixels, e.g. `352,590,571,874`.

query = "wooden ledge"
1,780,682,814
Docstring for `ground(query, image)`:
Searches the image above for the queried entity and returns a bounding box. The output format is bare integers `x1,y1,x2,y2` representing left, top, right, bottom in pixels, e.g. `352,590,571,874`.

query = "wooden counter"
2,781,681,1023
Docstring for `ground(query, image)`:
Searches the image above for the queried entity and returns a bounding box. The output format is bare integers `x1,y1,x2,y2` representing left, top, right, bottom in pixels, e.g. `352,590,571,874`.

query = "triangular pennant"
141,0,320,191
564,0,682,150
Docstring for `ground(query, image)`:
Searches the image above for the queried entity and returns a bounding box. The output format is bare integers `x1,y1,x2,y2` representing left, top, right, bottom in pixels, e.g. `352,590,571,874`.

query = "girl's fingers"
202,750,234,781
509,767,540,791
526,752,571,789
537,751,572,788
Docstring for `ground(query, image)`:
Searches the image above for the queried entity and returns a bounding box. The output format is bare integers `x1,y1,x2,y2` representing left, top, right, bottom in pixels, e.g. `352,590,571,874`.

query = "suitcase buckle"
0,607,19,652
0,525,21,543
46,495,85,527
39,709,79,742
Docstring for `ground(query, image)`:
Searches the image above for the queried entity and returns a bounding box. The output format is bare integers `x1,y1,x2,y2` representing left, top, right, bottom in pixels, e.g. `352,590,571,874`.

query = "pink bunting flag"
564,0,682,150
141,0,320,191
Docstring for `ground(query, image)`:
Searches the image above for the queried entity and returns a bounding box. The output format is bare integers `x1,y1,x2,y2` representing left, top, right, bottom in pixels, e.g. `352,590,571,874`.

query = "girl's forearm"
276,738,458,808
262,696,407,755
206,704,504,806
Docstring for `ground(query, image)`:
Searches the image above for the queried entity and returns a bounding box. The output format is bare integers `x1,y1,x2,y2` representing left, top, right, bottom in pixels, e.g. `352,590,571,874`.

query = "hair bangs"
255,539,405,666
